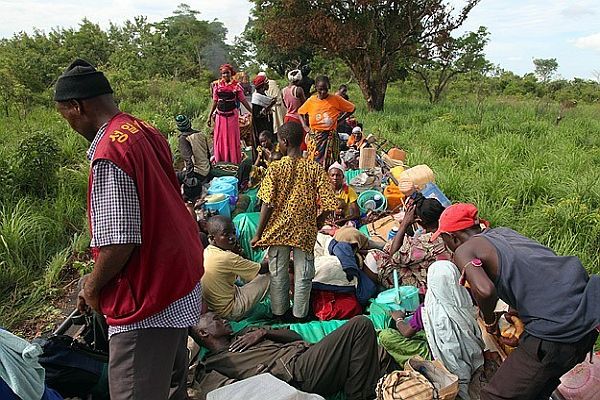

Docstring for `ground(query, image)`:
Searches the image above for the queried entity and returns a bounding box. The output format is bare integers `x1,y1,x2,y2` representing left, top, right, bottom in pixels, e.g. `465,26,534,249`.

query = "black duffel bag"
34,312,109,399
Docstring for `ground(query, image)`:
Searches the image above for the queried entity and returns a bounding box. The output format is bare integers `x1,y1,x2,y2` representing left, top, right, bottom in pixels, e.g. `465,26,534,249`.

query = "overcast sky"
1,0,599,79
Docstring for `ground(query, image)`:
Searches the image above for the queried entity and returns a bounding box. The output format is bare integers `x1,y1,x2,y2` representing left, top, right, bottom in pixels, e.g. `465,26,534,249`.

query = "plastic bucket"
420,182,451,208
215,176,239,193
203,198,231,218
357,190,387,213
208,182,238,208
345,169,364,184
375,286,420,312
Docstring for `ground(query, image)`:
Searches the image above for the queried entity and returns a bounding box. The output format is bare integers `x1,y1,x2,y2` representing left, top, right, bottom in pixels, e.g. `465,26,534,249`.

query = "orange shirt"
298,94,355,132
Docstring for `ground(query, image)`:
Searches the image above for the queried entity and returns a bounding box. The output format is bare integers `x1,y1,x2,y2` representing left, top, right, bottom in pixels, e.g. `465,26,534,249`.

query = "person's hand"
400,204,416,227
263,148,272,160
79,286,100,314
250,235,261,248
229,329,267,352
390,310,406,323
483,313,500,335
207,115,214,127
77,288,92,315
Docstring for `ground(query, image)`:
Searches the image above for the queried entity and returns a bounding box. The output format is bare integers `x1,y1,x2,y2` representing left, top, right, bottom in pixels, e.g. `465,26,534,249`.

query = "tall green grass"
355,84,600,273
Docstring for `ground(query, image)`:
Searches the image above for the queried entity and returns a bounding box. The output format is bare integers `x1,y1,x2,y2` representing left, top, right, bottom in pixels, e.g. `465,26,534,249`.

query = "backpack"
376,370,434,400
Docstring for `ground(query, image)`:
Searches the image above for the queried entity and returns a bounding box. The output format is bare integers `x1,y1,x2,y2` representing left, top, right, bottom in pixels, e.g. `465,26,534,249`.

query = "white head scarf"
328,161,346,174
288,69,302,83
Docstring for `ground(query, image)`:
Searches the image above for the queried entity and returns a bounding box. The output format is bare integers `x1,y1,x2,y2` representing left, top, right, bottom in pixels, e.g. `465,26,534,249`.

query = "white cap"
352,126,362,134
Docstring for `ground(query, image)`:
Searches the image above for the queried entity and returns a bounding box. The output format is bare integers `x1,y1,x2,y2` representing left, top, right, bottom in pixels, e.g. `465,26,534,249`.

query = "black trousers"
482,329,598,400
291,316,386,400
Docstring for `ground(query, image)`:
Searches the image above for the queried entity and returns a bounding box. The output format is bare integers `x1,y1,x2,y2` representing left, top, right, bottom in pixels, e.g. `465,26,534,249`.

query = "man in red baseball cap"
434,203,599,400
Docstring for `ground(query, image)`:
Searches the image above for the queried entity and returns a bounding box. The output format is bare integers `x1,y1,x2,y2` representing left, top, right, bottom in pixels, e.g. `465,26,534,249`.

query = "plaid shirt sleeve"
90,160,142,247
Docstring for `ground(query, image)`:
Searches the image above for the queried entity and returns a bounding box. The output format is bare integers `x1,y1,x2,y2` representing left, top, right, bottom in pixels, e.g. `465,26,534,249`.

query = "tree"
408,26,490,103
248,0,480,111
533,58,558,83
241,17,314,76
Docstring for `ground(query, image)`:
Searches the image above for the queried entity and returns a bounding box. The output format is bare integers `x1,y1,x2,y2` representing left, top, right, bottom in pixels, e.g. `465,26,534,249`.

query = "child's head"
277,122,303,155
206,215,237,251
270,151,283,162
258,130,274,149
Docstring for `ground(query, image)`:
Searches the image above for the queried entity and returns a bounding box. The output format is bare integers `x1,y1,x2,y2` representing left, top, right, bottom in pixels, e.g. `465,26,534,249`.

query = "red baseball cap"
431,203,481,241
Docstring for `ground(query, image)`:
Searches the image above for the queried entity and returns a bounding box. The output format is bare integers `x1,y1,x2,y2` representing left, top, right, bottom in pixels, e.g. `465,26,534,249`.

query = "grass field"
0,81,598,333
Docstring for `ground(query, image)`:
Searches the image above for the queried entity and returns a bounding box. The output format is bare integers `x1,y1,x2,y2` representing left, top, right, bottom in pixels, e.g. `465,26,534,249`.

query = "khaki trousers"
229,274,270,321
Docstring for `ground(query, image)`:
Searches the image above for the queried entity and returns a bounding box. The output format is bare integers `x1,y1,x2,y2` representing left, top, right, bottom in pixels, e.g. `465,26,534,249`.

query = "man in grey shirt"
431,203,599,400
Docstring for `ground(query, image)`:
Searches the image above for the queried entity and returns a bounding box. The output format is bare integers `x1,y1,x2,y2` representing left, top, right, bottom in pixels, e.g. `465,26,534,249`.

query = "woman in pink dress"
207,64,252,164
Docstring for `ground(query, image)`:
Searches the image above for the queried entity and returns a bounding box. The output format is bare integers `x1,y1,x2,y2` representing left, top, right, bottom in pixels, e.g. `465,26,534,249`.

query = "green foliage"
0,4,231,114
247,0,481,111
408,26,491,103
533,58,558,83
13,131,61,198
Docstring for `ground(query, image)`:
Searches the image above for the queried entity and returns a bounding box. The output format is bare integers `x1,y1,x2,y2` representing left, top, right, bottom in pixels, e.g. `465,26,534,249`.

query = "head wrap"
54,59,113,101
253,75,267,88
258,71,267,77
328,162,346,174
288,69,302,83
175,114,194,132
352,126,362,135
219,64,236,75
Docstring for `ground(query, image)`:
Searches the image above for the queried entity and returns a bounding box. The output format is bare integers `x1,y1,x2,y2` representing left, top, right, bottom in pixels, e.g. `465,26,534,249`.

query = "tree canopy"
247,0,481,111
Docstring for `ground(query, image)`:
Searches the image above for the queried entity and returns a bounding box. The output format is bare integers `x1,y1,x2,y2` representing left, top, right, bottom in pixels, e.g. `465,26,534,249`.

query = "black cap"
54,59,113,101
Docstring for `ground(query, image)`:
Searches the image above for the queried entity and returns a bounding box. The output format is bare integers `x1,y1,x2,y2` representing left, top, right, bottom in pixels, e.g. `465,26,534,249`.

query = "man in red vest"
54,59,204,400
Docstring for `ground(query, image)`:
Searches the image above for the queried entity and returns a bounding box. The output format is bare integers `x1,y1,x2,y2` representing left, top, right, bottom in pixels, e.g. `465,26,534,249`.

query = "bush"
13,131,61,198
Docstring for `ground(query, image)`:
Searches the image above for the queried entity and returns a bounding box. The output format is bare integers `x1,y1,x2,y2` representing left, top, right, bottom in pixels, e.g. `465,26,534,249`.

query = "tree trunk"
353,71,388,112
347,54,389,112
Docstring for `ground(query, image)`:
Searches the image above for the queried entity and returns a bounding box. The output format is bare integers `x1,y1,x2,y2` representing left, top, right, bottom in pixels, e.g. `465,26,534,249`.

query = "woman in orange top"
298,75,355,168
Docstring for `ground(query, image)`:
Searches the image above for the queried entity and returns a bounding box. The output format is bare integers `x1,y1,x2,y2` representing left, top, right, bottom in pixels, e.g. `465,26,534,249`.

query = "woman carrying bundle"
207,64,252,164
298,75,355,169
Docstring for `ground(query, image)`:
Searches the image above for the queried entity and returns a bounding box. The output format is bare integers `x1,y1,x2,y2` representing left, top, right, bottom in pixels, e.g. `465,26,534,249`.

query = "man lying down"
189,313,396,400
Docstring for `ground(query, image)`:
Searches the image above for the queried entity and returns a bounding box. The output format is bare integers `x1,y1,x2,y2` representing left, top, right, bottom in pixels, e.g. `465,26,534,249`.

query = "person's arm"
296,86,306,103
388,205,416,255
252,167,276,247
316,169,339,227
207,100,217,127
391,310,418,338
178,135,195,179
251,202,273,247
83,244,136,312
335,202,360,225
453,239,499,331
81,161,141,312
229,327,302,352
234,253,262,282
336,95,356,115
241,98,252,113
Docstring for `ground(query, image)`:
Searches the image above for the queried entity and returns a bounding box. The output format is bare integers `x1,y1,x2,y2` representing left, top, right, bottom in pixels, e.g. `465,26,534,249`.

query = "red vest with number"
88,112,203,326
